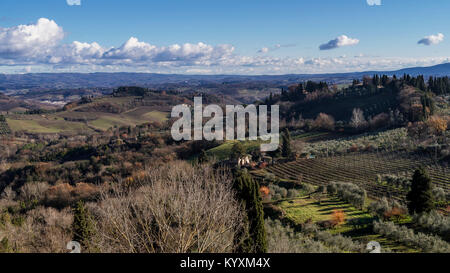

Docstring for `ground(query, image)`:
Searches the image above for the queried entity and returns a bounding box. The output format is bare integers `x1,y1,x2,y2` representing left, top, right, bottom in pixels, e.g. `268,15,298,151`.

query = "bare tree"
91,161,244,253
350,108,368,130
313,113,335,131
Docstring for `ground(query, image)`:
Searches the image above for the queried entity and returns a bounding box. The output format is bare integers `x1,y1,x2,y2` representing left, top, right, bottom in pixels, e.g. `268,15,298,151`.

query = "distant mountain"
1,63,450,91
389,62,450,77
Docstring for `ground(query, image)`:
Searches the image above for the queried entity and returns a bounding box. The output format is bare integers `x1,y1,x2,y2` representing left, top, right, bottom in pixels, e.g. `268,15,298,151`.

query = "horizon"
2,61,450,77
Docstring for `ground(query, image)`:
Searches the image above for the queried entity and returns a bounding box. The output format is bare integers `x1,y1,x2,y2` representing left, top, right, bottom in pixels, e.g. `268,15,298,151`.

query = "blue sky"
0,0,449,74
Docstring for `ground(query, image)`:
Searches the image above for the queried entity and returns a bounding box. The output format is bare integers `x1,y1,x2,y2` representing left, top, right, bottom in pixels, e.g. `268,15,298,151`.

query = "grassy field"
277,196,373,234
6,103,169,134
206,140,265,160
274,195,418,252
7,117,94,134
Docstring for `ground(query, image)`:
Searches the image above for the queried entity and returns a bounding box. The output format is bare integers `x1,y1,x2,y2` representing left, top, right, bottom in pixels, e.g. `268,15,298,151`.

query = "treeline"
266,73,446,127
271,73,447,106
113,86,180,97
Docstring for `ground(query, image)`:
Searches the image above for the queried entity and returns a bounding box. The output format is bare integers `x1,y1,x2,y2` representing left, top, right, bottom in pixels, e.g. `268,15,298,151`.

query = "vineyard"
0,115,11,135
265,151,450,201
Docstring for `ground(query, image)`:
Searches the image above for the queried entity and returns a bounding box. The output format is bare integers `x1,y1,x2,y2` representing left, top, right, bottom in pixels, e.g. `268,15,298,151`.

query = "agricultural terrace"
302,128,412,156
266,151,449,201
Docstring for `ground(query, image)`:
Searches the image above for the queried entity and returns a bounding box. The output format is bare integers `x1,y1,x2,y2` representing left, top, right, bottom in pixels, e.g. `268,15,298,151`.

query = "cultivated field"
5,96,170,134
266,151,450,201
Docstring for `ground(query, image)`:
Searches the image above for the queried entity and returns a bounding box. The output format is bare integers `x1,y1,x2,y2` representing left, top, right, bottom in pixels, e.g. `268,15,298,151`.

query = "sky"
0,0,449,74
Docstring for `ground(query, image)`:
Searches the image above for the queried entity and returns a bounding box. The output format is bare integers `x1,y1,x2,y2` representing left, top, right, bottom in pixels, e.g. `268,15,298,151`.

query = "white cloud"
0,19,235,68
319,35,360,50
101,37,235,66
258,47,269,54
418,33,444,46
0,18,64,60
257,44,295,54
1,18,450,75
367,0,381,6
67,0,81,6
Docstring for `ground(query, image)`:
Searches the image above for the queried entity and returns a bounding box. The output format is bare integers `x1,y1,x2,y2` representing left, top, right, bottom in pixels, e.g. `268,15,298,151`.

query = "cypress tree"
198,149,208,164
72,201,95,250
281,128,292,158
407,168,434,214
231,142,245,161
233,171,267,253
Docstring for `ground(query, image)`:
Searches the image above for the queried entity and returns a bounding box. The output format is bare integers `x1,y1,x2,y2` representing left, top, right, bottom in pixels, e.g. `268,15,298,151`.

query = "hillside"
4,90,189,134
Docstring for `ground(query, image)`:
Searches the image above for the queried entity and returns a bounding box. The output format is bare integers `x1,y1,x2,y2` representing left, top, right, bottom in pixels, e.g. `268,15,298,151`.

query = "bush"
328,182,366,209
268,184,290,201
373,221,450,253
265,219,364,253
432,187,446,203
287,189,299,198
413,211,450,241
368,197,407,221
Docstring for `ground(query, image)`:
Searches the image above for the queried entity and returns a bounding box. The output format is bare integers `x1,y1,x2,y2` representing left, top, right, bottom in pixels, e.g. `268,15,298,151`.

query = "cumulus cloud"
100,37,235,66
0,19,236,68
67,0,81,6
418,33,444,46
0,18,64,60
319,35,359,50
366,0,381,6
1,18,449,75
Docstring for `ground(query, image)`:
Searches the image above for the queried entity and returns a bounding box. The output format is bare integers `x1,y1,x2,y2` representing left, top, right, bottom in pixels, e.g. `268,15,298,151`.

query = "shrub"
432,187,446,203
413,211,450,241
373,221,450,253
331,210,346,226
368,197,407,221
265,219,364,253
313,113,335,131
329,182,366,209
287,189,298,198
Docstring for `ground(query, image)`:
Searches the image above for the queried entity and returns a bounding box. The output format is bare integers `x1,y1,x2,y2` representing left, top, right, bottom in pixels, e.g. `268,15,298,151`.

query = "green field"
6,106,169,134
206,140,266,160
274,195,418,252
278,196,373,233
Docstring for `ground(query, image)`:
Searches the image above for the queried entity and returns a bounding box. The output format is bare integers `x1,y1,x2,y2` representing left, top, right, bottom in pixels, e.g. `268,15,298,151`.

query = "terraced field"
266,151,450,201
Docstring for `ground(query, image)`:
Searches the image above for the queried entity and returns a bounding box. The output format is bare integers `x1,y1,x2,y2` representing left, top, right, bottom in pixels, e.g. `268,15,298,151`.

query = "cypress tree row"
233,170,267,253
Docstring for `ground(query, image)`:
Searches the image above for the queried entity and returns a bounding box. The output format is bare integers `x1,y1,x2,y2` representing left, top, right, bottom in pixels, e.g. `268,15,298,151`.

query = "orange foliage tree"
331,209,346,226
260,186,270,197
383,207,407,222
427,115,448,134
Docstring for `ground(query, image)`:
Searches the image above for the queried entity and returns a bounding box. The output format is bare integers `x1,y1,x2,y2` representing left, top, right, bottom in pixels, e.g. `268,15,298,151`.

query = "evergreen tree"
72,201,96,250
198,149,208,164
233,171,267,253
267,146,281,160
281,128,292,158
230,142,245,161
421,93,435,120
407,168,434,214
